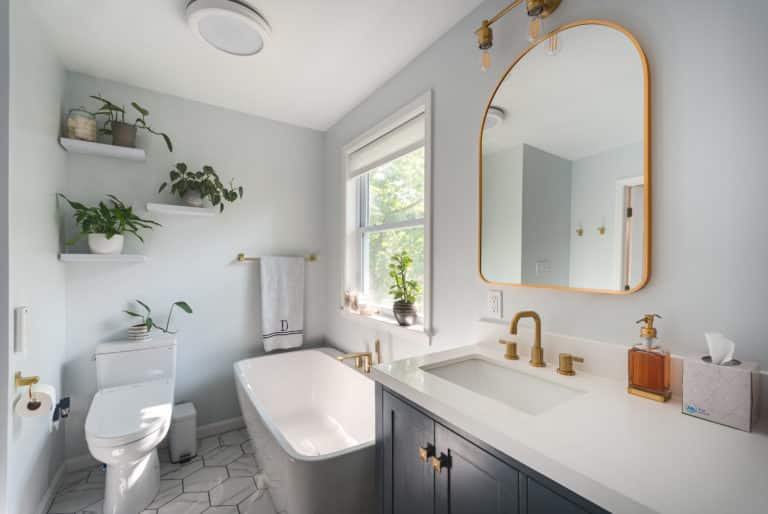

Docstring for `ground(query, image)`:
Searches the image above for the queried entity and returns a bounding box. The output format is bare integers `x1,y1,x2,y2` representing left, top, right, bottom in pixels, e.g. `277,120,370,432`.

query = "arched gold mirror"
479,20,650,293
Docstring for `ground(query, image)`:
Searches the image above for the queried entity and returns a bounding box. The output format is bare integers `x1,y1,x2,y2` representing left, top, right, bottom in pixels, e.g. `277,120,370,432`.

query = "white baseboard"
37,463,65,514
197,416,245,438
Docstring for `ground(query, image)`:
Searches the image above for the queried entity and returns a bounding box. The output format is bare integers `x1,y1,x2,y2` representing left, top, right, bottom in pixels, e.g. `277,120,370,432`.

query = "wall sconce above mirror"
479,20,651,294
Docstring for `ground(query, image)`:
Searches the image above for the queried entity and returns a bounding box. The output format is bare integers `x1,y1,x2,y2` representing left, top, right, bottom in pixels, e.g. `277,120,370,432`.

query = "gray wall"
0,0,9,509
481,145,523,283
62,73,326,458
521,144,572,287
323,0,768,371
569,142,643,289
7,2,68,513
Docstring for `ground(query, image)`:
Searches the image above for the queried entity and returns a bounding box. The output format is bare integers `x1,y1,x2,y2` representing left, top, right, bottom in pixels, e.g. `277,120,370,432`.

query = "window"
343,93,431,332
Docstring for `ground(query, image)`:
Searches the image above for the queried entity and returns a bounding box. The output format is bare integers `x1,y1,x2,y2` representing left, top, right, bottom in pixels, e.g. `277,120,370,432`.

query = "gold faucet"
336,339,381,374
509,310,545,367
556,353,584,376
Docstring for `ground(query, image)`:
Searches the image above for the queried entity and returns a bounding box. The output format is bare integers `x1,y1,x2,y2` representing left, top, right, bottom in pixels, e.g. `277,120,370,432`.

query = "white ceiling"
483,24,644,161
31,0,483,131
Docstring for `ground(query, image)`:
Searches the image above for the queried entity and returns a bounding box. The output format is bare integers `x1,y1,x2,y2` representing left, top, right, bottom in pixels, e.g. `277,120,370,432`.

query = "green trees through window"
362,147,425,310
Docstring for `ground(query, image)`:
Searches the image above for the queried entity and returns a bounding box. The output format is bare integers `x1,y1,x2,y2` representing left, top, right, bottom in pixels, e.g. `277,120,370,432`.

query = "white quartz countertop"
372,342,768,514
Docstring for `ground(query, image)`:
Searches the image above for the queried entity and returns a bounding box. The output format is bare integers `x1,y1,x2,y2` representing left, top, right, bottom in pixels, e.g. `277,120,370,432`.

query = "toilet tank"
94,334,177,389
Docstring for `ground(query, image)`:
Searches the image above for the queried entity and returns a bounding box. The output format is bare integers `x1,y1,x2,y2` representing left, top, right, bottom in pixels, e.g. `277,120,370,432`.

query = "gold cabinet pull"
431,453,450,472
418,444,435,463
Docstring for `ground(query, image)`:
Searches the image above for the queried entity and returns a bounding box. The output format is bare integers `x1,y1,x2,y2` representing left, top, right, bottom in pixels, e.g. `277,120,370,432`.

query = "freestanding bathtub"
235,348,375,514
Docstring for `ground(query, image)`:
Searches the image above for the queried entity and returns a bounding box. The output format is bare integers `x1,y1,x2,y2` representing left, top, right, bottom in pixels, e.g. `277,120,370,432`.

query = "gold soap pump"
627,314,671,402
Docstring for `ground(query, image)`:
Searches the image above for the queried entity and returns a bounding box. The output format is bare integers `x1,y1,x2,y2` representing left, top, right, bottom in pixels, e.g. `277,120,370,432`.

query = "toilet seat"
86,379,174,448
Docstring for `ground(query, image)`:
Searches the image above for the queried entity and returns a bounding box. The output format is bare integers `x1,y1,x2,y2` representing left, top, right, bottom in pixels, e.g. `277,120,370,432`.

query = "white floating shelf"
58,254,149,263
146,203,217,217
59,137,146,161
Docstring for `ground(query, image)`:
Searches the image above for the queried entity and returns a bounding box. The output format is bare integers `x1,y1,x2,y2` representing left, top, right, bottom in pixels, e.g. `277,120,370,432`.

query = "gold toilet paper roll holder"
15,372,41,409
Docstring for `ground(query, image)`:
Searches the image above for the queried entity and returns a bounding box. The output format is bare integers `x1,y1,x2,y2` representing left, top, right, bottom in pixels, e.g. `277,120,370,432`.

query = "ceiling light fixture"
484,106,506,130
475,0,561,71
186,0,271,56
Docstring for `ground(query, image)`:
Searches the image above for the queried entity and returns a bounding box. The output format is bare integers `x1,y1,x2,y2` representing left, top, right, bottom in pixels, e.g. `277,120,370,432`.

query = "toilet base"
103,449,160,514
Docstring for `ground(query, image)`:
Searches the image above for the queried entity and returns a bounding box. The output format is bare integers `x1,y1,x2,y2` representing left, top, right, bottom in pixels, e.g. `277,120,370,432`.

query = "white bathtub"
234,348,375,514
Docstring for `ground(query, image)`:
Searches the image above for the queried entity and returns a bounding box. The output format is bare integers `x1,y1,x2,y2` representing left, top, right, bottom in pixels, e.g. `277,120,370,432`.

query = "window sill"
339,308,431,343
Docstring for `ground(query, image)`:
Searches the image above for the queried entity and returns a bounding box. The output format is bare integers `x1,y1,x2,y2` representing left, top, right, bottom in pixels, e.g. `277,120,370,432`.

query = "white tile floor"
48,428,279,514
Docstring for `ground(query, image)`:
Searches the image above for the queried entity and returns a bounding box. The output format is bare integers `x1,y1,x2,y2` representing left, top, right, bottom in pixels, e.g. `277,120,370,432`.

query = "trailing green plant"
124,300,193,333
158,162,244,213
89,94,173,152
58,193,161,245
388,250,421,304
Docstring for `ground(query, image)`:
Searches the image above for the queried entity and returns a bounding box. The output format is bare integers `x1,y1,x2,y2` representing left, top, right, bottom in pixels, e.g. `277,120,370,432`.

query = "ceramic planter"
393,301,418,326
111,121,137,148
182,190,205,207
88,233,124,255
127,323,151,342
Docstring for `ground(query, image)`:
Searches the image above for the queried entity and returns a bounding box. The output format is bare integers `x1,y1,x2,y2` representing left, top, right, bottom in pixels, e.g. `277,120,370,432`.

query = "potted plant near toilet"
124,300,193,341
389,250,421,326
158,162,244,212
58,194,160,254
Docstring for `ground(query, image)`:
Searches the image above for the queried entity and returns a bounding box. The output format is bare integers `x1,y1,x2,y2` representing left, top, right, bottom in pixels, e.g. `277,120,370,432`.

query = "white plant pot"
88,233,125,255
127,323,151,341
182,191,205,208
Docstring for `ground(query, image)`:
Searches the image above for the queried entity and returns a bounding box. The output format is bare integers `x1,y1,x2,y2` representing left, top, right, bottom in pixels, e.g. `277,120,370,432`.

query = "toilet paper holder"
15,372,40,398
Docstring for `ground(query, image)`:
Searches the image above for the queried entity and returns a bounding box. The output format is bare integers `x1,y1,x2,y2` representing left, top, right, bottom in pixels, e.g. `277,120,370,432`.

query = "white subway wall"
7,2,68,513
62,73,326,458
322,0,768,371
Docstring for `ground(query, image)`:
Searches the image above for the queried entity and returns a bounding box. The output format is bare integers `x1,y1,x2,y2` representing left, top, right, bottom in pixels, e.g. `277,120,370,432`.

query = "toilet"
85,335,177,514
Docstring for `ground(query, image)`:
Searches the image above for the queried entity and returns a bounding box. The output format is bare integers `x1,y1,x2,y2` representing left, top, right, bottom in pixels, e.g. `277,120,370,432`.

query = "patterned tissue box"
682,355,760,432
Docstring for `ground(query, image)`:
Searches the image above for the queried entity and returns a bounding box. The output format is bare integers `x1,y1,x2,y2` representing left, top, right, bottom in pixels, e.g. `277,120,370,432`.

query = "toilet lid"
86,379,174,448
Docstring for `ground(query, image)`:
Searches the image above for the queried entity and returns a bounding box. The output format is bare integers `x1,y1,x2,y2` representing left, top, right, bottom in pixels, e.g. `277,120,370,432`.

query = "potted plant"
89,94,173,151
388,250,421,326
58,194,161,254
124,300,193,341
158,162,244,212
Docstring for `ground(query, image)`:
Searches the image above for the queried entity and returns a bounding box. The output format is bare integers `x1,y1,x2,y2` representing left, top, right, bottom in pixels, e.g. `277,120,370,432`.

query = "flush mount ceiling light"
484,106,506,130
186,0,271,56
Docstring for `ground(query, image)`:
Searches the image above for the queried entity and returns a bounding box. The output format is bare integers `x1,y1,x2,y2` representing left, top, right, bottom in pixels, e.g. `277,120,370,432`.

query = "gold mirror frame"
478,19,651,294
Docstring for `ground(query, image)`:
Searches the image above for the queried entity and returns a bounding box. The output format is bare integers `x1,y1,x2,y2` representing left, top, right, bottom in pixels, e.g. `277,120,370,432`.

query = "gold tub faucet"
509,310,545,368
336,339,381,374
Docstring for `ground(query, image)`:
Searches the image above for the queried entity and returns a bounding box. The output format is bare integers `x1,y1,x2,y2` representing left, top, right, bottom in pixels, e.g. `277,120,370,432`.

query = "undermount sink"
421,357,585,415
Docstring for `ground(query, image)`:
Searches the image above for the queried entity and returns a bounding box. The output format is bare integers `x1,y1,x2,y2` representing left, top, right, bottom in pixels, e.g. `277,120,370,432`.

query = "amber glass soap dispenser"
628,314,671,402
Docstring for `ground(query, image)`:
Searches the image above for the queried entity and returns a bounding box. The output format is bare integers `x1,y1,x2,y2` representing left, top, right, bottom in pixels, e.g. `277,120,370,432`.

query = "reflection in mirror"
480,22,648,292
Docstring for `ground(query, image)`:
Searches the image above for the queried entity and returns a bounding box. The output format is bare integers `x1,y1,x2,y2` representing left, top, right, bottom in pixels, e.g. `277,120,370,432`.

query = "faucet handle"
557,353,584,376
498,340,519,360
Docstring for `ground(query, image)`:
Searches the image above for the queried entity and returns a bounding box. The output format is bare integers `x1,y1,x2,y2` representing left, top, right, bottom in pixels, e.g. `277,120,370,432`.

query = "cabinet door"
381,391,436,514
435,424,518,514
524,478,587,514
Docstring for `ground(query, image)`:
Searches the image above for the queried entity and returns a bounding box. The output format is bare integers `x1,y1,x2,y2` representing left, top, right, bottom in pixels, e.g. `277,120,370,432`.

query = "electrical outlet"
487,290,503,319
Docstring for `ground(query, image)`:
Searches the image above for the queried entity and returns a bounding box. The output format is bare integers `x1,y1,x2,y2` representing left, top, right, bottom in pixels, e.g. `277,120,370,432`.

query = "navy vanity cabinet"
380,390,436,514
377,385,609,514
434,424,519,514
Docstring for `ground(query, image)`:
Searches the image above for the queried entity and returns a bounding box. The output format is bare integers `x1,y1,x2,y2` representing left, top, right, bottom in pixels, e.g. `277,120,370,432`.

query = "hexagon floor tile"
210,477,258,506
48,431,276,514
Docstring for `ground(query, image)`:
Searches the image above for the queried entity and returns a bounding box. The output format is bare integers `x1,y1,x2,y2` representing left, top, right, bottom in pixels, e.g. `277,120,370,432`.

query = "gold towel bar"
237,253,317,263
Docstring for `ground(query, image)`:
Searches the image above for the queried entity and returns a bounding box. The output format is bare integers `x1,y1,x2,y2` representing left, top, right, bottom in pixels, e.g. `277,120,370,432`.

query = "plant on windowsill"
389,250,421,326
124,300,193,341
58,194,161,255
89,94,173,151
158,162,244,213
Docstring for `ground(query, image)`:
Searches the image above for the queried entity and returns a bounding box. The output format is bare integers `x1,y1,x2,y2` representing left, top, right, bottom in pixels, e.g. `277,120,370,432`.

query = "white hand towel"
260,256,304,352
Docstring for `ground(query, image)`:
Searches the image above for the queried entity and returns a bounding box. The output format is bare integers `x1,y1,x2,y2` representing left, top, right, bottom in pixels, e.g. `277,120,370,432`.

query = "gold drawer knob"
418,444,435,463
431,453,450,472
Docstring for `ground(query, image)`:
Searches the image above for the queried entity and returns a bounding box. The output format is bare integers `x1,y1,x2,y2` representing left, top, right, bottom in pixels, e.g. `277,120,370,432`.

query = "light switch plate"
487,290,503,319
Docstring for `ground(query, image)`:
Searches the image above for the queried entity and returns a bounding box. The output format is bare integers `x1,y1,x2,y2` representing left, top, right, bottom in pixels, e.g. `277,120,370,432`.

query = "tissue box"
682,355,760,432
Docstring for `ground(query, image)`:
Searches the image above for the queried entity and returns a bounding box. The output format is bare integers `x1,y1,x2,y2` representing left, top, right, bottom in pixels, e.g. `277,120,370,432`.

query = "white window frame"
341,91,433,337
